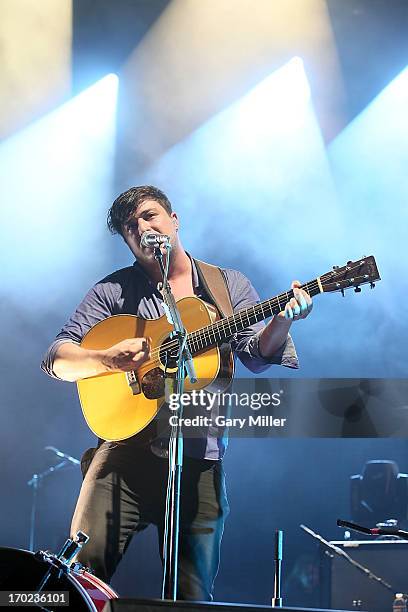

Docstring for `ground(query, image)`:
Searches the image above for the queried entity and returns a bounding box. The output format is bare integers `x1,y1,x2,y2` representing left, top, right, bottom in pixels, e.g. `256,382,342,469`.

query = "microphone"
45,446,80,466
140,232,171,248
337,519,408,538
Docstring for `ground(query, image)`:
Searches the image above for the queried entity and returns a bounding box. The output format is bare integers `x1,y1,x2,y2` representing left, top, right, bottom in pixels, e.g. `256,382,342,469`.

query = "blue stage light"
0,73,119,310
328,64,408,377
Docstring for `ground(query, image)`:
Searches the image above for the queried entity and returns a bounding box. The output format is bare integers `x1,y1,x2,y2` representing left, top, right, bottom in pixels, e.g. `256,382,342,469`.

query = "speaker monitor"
320,539,408,612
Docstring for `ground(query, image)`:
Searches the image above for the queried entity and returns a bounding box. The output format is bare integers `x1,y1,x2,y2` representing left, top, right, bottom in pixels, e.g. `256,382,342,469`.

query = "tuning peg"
354,286,361,293
347,260,352,265
333,265,339,270
370,283,375,289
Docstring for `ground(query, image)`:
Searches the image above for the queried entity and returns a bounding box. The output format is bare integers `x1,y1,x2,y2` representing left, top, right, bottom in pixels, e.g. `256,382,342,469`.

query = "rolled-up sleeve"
41,281,118,379
223,269,299,373
41,338,80,379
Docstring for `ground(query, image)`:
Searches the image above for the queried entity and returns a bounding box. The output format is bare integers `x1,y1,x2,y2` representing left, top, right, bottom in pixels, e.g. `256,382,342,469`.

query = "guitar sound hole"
141,368,166,400
159,335,180,370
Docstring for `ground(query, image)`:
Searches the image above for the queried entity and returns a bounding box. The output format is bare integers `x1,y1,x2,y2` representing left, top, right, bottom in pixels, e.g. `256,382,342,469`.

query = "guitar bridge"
126,370,141,395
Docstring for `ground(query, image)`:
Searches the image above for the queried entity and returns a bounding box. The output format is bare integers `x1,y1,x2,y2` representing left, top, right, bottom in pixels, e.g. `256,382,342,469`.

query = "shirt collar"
132,252,200,289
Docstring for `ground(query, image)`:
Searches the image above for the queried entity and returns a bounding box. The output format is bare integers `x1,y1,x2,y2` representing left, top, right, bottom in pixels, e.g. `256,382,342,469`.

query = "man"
41,185,312,600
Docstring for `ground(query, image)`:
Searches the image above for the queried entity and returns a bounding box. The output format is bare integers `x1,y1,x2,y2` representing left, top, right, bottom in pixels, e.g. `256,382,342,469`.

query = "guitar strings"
140,265,368,368
146,276,335,364
142,277,325,368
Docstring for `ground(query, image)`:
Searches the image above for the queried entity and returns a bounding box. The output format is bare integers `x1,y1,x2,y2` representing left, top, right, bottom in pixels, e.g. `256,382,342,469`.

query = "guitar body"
77,296,234,441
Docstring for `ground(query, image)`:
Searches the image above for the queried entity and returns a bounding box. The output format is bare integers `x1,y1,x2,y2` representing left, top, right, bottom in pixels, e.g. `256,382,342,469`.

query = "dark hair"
107,185,173,236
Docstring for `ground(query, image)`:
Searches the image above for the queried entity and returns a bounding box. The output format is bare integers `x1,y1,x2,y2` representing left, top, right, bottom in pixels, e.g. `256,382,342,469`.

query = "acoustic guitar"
77,256,380,441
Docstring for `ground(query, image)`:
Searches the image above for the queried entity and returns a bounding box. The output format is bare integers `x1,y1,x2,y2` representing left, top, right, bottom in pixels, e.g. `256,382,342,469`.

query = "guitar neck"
188,277,323,354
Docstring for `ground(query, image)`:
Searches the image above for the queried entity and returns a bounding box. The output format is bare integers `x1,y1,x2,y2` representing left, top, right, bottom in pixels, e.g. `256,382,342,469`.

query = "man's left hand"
279,280,313,321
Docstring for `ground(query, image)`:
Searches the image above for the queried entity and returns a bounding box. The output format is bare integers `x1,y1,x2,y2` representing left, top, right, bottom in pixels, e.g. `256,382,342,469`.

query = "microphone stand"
271,529,283,607
27,449,80,552
154,244,197,601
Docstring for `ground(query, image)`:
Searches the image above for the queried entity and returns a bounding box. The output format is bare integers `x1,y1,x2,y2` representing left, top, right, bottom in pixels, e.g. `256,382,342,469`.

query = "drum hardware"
27,446,80,551
35,530,89,592
0,540,118,610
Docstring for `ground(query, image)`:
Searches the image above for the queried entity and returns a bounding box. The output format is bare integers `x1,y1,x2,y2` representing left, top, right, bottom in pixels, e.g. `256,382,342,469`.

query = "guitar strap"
193,258,234,318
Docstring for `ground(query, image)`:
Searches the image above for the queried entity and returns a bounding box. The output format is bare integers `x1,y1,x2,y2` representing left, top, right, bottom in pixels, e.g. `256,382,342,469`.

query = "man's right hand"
52,337,151,382
101,337,151,372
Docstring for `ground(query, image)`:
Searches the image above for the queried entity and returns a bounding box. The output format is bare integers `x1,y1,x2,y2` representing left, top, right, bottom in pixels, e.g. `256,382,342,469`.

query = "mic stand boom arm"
337,518,408,541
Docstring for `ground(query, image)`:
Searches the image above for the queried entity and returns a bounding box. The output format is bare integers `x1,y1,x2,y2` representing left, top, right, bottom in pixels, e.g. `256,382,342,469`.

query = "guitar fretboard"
186,278,322,354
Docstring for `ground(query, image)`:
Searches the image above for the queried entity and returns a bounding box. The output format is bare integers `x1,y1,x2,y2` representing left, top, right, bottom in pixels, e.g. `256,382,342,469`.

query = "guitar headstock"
320,256,380,295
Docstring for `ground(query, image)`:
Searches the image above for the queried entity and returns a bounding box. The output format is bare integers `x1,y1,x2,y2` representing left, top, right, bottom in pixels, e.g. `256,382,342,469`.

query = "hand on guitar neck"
259,280,313,359
278,280,313,322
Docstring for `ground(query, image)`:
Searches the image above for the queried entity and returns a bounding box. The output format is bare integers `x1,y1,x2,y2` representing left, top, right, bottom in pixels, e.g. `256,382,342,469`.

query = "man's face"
122,199,179,263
